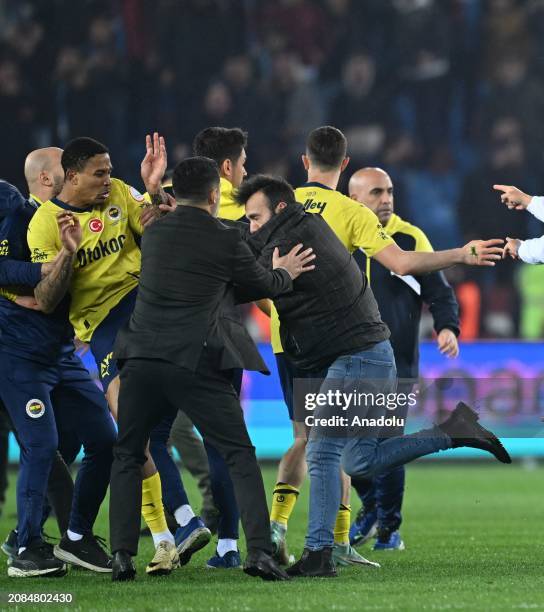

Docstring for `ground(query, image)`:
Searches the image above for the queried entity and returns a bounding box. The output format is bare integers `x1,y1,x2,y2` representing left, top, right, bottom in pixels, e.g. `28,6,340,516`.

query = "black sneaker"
8,539,67,578
286,547,337,578
2,529,18,560
438,402,512,464
54,533,112,573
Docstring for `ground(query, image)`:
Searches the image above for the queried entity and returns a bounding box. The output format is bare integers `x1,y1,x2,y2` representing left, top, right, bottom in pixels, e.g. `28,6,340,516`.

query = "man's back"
114,205,291,372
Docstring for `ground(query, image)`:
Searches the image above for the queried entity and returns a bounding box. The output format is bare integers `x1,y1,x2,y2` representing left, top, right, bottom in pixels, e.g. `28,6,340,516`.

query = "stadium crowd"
2,0,544,338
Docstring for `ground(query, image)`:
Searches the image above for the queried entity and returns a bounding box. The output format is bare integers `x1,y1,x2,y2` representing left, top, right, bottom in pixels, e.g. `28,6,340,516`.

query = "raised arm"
493,184,544,223
138,132,174,230
373,239,504,276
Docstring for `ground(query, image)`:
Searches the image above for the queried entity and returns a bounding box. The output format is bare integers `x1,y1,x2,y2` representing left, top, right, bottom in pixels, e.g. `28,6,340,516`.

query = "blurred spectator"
396,145,462,251
476,53,544,170
481,0,532,74
391,0,454,154
458,116,536,336
329,53,394,166
252,50,324,170
259,0,329,68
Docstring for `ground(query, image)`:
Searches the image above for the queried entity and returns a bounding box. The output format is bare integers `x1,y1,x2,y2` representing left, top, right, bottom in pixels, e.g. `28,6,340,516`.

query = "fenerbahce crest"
26,399,45,419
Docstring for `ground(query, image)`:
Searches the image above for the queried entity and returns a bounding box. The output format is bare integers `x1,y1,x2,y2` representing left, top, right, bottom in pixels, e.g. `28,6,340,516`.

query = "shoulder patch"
129,186,144,202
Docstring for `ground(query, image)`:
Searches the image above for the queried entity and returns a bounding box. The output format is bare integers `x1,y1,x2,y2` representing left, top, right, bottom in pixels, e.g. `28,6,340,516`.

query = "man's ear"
221,158,232,180
302,154,310,171
275,201,287,213
66,169,78,184
340,157,350,173
39,171,52,187
209,186,219,207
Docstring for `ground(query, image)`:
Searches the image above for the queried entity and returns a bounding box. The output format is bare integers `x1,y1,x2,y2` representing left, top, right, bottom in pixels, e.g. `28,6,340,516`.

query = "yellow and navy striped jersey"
270,181,395,353
27,178,145,342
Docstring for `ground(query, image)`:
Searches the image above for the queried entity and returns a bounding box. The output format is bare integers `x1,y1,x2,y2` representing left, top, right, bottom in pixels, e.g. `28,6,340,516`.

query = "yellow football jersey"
270,181,395,353
218,177,245,221
27,178,145,342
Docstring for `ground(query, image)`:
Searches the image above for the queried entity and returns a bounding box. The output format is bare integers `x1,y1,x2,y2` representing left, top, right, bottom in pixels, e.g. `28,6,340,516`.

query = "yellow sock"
141,472,168,535
270,482,299,526
334,504,351,545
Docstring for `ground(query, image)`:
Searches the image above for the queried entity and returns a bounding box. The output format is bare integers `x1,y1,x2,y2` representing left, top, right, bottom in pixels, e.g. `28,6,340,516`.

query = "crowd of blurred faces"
2,0,544,339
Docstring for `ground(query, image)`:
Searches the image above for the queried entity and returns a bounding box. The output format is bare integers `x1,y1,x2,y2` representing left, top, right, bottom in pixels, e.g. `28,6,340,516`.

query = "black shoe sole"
285,569,337,578
178,530,211,567
112,569,136,582
8,564,67,578
54,546,112,573
455,403,512,464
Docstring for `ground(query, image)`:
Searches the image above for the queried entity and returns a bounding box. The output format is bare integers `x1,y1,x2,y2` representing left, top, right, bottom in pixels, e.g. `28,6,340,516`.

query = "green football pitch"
0,462,541,611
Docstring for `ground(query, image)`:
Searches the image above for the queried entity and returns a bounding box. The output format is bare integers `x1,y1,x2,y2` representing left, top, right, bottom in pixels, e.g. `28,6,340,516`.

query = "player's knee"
27,435,58,462
342,453,374,479
112,443,147,468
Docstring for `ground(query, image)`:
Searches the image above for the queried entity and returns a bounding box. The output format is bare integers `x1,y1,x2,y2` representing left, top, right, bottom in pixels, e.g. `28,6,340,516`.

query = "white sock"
67,529,83,542
152,530,175,548
18,546,26,554
174,504,195,527
217,538,238,557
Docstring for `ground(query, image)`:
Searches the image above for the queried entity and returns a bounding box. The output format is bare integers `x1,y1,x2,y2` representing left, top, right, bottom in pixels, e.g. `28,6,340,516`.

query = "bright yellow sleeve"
27,208,61,264
345,200,395,256
412,225,434,253
0,288,17,302
119,181,146,237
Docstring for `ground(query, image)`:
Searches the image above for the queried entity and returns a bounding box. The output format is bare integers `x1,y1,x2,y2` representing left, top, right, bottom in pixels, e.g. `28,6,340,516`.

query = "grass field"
0,462,542,611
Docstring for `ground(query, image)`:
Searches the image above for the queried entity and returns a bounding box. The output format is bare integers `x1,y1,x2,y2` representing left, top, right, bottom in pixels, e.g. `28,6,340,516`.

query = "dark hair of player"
61,137,109,174
306,126,347,170
172,156,220,202
193,127,248,167
235,174,297,213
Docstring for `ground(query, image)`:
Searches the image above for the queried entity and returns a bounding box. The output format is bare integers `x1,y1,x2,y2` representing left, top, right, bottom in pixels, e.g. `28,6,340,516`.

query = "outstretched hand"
493,184,532,210
502,237,521,260
462,239,504,266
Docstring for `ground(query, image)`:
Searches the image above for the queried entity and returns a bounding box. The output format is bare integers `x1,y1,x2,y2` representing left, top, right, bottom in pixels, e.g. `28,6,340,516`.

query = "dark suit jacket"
113,206,292,372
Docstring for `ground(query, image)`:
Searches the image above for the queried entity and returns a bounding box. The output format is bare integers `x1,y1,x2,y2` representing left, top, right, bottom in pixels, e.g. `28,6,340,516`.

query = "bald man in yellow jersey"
268,126,504,567
27,135,209,576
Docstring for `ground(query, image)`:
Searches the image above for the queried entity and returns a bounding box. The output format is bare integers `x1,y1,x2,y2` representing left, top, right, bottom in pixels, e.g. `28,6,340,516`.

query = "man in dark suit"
109,157,315,582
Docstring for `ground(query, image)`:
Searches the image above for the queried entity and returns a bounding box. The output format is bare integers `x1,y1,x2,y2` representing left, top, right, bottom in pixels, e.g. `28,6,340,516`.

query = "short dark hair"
172,156,220,202
62,137,109,173
235,174,296,212
306,126,347,170
193,127,247,167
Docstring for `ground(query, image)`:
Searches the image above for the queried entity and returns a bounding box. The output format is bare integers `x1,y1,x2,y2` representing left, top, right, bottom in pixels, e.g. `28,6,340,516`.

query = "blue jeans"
305,340,451,550
352,381,413,534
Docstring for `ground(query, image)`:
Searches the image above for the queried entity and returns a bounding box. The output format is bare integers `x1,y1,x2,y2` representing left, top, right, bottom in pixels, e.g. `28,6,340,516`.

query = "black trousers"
109,356,272,556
